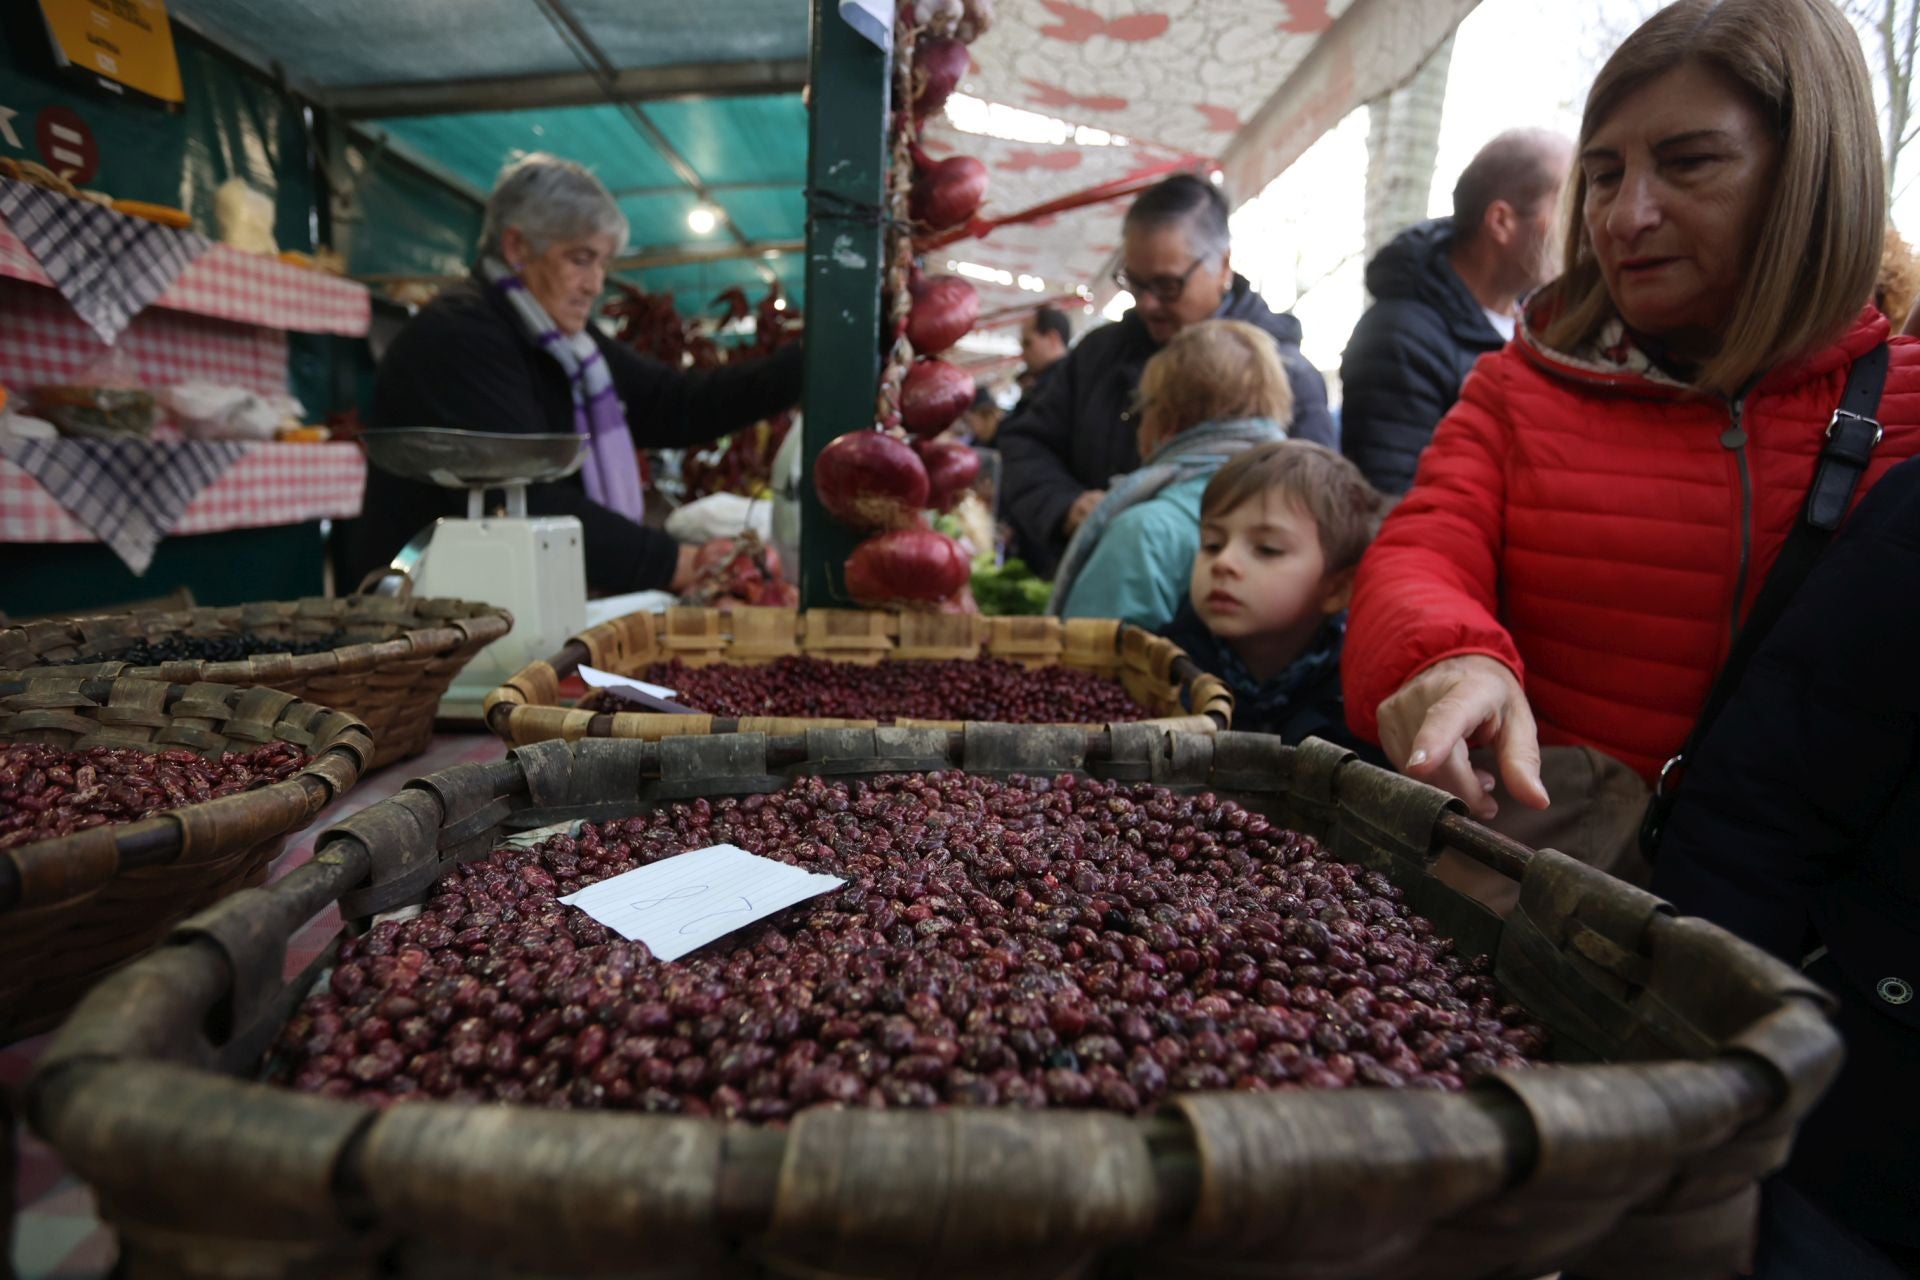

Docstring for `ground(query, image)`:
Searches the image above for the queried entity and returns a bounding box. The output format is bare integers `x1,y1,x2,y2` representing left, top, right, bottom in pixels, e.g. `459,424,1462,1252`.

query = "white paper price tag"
577,663,677,702
559,843,843,963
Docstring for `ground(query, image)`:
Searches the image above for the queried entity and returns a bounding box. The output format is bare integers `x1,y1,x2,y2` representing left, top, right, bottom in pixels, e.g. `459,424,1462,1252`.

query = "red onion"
910,0,964,35
956,0,995,42
910,150,989,231
906,275,980,356
901,360,975,438
814,431,931,531
915,438,981,511
913,38,970,117
845,527,972,604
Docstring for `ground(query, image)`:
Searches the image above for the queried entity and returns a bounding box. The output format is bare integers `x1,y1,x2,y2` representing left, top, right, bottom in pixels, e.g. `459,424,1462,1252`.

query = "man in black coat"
1013,305,1071,410
1339,130,1570,495
1651,453,1920,1276
997,174,1334,579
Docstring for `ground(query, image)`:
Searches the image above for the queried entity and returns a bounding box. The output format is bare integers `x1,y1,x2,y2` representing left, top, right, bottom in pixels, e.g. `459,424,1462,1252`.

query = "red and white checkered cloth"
0,278,289,407
0,212,369,338
0,441,366,544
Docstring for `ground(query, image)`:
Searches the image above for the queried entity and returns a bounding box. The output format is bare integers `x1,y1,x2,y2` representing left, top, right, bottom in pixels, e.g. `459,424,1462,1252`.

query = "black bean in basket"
58,630,348,666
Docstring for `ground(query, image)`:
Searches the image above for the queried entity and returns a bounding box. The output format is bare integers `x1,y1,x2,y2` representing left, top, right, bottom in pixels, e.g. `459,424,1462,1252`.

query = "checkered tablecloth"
0,212,369,338
0,441,366,545
0,180,213,347
1,278,289,406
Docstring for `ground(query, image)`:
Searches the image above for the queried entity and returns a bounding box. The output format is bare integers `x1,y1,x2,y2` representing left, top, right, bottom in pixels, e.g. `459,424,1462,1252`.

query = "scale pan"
360,428,588,488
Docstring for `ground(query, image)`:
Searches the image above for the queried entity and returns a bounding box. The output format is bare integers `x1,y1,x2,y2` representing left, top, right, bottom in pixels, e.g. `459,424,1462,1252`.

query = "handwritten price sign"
559,843,844,962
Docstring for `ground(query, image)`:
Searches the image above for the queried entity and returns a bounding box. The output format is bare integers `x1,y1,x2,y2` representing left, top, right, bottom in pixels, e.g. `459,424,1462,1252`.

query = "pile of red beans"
585,656,1150,723
276,772,1545,1118
0,741,312,849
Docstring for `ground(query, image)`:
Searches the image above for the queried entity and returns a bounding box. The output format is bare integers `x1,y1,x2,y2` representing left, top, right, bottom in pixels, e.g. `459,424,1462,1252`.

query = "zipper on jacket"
1722,397,1752,642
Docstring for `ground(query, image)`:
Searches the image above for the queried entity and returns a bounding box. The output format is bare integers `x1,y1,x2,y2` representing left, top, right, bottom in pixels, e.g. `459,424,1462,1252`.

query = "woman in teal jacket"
1053,319,1291,630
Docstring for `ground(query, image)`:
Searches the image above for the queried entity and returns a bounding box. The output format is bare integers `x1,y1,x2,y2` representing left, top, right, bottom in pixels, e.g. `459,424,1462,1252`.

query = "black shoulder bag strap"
1640,341,1889,857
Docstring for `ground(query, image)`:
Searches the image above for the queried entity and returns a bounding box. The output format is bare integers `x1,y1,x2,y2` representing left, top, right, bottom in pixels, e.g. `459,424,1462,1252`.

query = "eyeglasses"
1113,255,1209,304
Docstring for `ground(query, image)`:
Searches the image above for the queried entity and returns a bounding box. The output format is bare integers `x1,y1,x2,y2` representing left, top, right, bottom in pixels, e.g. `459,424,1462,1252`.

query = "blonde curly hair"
1877,227,1920,327
1136,319,1294,450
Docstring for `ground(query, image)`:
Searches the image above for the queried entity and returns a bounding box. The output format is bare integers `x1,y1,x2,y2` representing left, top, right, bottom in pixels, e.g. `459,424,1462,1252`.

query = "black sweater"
996,276,1334,578
343,278,803,593
1338,218,1507,495
1650,453,1920,1247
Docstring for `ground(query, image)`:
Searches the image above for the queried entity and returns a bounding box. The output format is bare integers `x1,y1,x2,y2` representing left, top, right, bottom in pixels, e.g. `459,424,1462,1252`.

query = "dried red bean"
582,656,1149,724
0,741,309,849
272,772,1547,1118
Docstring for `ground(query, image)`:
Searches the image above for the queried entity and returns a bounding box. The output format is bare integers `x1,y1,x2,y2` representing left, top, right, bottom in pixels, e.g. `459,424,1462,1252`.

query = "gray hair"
479,152,629,260
1122,172,1231,262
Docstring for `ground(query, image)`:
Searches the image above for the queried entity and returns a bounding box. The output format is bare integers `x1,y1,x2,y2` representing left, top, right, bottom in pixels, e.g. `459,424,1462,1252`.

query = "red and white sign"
34,105,97,185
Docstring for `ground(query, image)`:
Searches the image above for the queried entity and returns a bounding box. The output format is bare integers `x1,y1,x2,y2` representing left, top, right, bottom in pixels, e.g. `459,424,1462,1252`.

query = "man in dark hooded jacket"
997,174,1334,578
1339,130,1571,495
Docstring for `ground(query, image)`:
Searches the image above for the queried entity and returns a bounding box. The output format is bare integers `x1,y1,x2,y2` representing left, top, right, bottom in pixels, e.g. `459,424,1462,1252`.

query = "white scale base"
410,515,587,722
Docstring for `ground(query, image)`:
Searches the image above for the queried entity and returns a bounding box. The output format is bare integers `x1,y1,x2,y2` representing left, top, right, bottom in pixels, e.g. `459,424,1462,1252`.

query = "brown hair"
1539,0,1883,394
1137,319,1294,441
1199,441,1384,574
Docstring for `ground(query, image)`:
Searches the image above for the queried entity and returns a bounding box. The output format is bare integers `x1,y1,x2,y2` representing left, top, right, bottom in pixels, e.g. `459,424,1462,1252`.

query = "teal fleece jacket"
1058,469,1210,631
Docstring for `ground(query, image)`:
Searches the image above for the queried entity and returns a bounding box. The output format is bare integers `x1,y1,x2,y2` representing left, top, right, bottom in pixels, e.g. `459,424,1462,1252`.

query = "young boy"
1159,440,1386,758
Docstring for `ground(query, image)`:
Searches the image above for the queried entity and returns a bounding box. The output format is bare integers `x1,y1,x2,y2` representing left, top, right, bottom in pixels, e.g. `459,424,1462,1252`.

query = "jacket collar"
1514,288,1890,402
1368,217,1505,347
1117,273,1303,349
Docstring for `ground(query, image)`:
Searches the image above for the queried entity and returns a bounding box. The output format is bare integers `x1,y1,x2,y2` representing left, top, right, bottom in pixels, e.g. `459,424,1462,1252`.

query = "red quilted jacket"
1344,305,1920,782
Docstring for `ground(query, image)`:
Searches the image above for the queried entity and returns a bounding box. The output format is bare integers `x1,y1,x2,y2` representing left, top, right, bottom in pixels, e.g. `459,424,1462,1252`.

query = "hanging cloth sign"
37,0,185,107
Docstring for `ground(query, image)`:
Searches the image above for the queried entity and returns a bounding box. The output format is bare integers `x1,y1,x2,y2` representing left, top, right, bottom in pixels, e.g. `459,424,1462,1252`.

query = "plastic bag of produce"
664,491,772,544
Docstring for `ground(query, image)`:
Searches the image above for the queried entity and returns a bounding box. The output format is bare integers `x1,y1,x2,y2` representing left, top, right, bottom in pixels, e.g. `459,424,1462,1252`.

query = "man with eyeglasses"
997,173,1334,579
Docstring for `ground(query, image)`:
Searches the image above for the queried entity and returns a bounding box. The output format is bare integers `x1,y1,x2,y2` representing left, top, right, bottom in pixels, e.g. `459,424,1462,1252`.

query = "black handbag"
1639,342,1889,857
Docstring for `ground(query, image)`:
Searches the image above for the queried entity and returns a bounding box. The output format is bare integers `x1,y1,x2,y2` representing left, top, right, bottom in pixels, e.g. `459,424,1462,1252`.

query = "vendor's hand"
1064,489,1106,535
668,543,702,594
1375,654,1549,820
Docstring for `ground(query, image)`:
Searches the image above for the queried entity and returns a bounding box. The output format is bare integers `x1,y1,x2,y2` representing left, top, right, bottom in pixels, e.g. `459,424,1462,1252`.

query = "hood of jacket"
1515,287,1892,403
1365,217,1503,350
1118,273,1305,352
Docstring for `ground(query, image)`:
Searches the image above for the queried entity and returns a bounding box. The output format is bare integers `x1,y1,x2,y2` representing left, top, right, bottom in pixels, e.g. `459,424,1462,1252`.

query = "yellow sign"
37,0,184,106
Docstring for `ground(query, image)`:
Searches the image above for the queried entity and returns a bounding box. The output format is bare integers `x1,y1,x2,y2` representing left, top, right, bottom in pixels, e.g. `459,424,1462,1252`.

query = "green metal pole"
799,0,891,607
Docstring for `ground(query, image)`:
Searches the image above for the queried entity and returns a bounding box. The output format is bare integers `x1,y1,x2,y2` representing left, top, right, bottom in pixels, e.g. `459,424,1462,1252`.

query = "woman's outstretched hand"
1375,654,1550,820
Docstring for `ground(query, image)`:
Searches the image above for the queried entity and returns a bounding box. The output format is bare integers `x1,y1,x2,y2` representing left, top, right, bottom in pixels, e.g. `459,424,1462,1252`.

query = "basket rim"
0,595,514,685
483,605,1235,743
0,673,374,916
21,730,1842,1275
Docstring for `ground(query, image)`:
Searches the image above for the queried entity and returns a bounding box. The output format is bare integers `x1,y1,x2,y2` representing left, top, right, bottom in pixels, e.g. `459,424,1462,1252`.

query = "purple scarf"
482,256,645,521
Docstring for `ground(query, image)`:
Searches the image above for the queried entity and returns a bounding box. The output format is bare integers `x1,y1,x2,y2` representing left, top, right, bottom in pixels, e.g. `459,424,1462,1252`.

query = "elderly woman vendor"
342,154,801,594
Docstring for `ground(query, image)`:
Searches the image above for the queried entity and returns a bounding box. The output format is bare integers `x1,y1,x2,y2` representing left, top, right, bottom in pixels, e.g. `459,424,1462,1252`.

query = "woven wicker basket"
0,596,512,770
483,606,1233,745
0,673,371,1040
26,729,1838,1279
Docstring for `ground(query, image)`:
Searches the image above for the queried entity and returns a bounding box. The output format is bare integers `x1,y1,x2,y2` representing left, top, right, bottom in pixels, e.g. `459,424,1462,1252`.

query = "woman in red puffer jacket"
1343,0,1920,850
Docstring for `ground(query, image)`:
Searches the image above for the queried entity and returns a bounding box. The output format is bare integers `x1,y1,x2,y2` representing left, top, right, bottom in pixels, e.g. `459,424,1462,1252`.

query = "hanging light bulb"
686,204,719,235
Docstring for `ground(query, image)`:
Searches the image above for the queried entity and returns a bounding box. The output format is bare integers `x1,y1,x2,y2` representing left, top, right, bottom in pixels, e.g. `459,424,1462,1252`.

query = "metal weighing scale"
359,428,589,721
